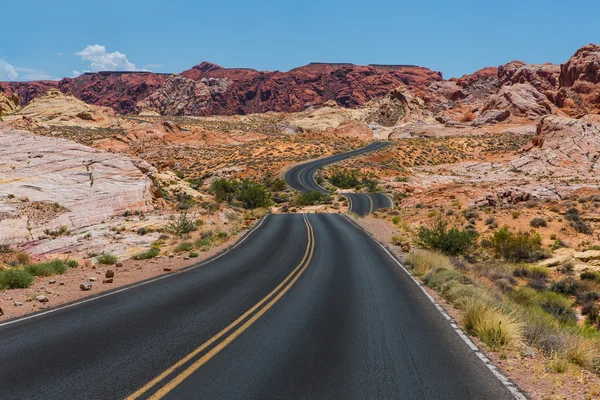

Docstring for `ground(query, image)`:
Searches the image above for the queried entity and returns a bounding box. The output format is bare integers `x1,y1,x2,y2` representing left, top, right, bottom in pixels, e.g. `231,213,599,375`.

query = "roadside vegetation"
373,198,600,378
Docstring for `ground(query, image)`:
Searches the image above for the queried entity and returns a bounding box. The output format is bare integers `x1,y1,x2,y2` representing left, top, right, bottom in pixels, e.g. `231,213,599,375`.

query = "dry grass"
462,299,523,350
405,251,452,277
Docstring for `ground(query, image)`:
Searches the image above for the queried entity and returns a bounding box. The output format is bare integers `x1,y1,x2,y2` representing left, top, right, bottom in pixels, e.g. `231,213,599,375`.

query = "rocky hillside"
1,44,599,120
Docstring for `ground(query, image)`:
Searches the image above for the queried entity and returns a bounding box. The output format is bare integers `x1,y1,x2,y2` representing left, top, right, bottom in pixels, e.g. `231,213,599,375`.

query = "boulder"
557,44,600,115
80,282,93,291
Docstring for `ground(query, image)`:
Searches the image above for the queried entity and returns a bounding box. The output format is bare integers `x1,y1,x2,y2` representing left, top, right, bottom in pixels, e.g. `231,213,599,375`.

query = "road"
0,214,519,400
284,142,393,215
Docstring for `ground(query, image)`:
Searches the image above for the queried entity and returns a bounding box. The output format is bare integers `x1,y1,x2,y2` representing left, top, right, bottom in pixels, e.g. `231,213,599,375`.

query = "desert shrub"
513,264,549,280
530,217,548,228
211,178,238,202
265,178,286,192
462,208,480,220
293,191,331,206
25,260,67,276
185,177,203,190
484,216,495,225
521,305,564,354
511,211,521,219
189,251,199,258
236,180,270,209
547,356,569,373
391,216,401,225
66,259,79,268
550,278,581,296
132,247,160,260
0,268,34,289
405,251,452,277
416,220,478,256
580,271,600,282
97,253,118,265
15,252,30,265
174,242,194,253
536,291,576,325
490,226,547,262
565,208,593,234
462,300,522,350
167,212,197,237
195,237,212,249
329,169,360,189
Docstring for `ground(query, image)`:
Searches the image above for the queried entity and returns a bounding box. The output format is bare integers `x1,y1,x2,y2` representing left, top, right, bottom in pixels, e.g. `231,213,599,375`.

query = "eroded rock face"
136,74,230,116
511,115,600,174
558,44,600,115
498,61,560,103
483,83,557,118
0,128,155,246
0,92,18,115
0,81,59,106
139,62,443,116
58,72,169,115
364,87,435,127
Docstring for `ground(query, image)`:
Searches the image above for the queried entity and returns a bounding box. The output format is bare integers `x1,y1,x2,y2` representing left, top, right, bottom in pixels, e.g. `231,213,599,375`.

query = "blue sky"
1,0,598,81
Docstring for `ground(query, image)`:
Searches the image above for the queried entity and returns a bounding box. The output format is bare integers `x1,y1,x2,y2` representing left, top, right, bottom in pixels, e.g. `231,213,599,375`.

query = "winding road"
0,144,524,400
284,142,393,215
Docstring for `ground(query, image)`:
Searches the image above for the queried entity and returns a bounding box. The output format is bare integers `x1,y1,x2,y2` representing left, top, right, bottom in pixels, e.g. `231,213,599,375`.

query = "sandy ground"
354,215,600,400
0,222,258,321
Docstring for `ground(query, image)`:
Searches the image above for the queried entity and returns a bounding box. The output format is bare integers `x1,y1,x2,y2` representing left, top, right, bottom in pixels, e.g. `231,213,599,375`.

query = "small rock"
80,282,93,291
0,306,3,316
168,253,175,258
14,302,23,307
49,279,56,284
36,295,49,303
103,278,114,284
163,267,172,272
105,270,115,278
183,256,190,260
89,277,97,282
59,282,65,286
115,262,123,268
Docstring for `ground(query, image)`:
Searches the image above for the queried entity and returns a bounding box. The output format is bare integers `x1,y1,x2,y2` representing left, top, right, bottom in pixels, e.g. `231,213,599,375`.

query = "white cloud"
0,59,19,80
56,52,63,56
72,70,81,77
75,44,140,72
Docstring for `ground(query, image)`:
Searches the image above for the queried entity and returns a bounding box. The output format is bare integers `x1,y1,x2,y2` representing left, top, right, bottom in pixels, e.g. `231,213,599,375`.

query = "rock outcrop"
510,115,600,174
0,92,18,116
0,128,155,246
557,44,600,116
482,83,557,119
17,89,118,127
498,61,560,103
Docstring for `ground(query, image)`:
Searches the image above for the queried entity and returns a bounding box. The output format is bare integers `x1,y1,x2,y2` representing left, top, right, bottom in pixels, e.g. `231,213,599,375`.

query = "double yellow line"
127,214,315,400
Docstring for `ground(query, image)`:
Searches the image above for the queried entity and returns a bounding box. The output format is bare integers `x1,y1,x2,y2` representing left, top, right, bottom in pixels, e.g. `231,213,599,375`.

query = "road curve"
284,142,392,215
0,214,518,400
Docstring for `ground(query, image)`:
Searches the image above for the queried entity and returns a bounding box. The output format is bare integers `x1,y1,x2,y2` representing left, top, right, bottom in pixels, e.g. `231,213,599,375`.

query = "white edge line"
0,215,270,329
340,214,528,400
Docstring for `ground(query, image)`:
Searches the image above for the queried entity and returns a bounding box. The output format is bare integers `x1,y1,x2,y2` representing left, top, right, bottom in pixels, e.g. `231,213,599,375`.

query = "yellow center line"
298,167,310,190
127,214,315,400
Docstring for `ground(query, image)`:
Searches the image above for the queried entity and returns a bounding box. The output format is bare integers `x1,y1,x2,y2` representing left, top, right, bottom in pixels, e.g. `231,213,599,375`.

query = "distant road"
284,142,393,215
0,214,518,399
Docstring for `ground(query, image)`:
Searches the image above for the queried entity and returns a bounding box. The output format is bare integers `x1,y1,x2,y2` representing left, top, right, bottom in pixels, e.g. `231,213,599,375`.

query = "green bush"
490,226,547,262
0,268,34,289
132,247,160,260
189,251,199,258
97,253,118,265
293,191,331,206
25,260,67,276
195,237,212,249
174,242,194,253
536,291,576,325
329,169,360,189
580,271,600,282
66,259,79,268
167,212,198,237
210,178,239,202
236,180,270,209
416,220,478,256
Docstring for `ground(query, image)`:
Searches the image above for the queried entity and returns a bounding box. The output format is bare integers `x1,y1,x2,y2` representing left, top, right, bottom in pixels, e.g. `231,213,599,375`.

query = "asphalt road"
284,142,392,215
0,214,518,400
